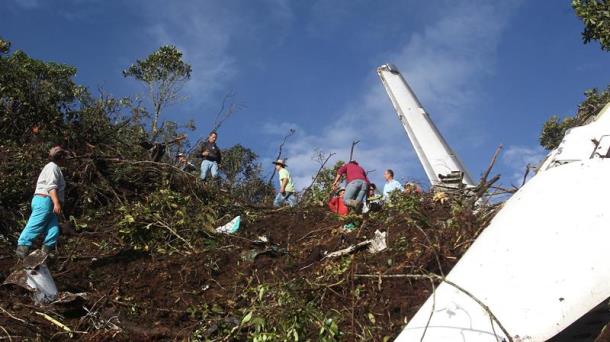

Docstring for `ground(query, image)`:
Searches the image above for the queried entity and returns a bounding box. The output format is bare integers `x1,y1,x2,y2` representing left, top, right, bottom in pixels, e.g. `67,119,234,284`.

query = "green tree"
302,160,344,206
221,144,274,203
539,2,610,150
221,144,259,187
123,45,192,139
0,37,79,144
572,0,610,51
539,87,610,150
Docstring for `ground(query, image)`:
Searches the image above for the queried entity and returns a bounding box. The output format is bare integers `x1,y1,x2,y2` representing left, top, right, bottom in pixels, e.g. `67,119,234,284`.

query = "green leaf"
241,311,253,325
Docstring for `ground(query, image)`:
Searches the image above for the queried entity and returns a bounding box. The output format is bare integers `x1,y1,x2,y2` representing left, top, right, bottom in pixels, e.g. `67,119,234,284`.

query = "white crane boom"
377,64,474,188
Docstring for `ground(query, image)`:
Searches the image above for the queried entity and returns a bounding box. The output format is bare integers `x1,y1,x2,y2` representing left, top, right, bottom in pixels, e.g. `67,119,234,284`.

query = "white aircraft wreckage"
377,64,610,342
3,250,86,306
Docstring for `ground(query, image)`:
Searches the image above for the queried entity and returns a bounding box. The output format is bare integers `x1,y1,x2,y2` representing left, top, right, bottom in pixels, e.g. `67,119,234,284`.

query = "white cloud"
8,0,42,9
128,0,295,111
133,1,236,109
265,0,523,190
502,145,547,185
393,0,522,126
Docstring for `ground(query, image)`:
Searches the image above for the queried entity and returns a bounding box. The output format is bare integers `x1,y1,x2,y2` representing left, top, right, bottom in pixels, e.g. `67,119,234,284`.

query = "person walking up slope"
272,159,297,207
16,146,69,258
331,160,370,212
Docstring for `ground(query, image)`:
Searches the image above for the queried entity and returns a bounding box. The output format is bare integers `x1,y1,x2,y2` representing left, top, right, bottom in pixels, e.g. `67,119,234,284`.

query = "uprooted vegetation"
0,38,506,341
0,188,497,341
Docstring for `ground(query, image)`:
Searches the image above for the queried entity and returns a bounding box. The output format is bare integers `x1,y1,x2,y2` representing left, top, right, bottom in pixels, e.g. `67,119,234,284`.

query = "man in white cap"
16,146,69,258
272,159,296,207
176,152,196,172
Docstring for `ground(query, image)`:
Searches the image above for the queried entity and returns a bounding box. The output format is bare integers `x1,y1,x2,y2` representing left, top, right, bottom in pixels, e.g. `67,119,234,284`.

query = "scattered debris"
3,250,87,305
4,250,58,304
324,229,387,259
368,230,387,253
240,246,288,262
0,203,523,340
216,215,241,234
342,222,357,231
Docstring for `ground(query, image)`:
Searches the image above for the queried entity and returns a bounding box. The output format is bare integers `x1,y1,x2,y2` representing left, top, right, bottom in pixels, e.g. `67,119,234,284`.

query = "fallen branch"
323,230,386,259
412,223,445,277
35,312,73,337
0,307,26,325
0,325,11,342
421,277,436,342
154,220,195,251
354,273,513,342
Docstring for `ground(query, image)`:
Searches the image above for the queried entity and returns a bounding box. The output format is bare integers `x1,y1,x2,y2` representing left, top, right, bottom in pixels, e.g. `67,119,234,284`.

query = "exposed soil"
0,204,607,341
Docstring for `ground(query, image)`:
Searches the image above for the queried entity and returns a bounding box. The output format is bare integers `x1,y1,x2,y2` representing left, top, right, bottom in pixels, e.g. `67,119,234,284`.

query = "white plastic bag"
216,216,241,234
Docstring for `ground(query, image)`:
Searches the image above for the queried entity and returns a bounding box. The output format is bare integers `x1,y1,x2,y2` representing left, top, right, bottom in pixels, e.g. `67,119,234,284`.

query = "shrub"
117,188,217,253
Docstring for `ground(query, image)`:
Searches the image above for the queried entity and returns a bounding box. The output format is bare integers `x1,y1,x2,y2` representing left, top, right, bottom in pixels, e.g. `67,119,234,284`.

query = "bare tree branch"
211,91,245,132
349,140,360,161
474,145,503,200
301,151,336,201
267,128,296,185
479,145,503,186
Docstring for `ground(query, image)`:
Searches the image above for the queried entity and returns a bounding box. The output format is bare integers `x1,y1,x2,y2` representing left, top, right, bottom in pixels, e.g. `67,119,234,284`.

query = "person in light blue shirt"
383,169,402,200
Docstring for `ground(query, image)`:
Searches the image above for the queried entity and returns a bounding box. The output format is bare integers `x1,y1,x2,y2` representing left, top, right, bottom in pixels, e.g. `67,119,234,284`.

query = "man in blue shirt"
383,169,402,200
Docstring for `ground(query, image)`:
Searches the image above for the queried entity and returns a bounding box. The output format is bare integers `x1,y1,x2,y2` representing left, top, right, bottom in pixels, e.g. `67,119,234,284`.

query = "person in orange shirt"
328,188,349,216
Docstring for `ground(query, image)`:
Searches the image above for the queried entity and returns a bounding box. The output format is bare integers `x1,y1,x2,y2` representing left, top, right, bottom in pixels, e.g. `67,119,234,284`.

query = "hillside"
1,187,492,341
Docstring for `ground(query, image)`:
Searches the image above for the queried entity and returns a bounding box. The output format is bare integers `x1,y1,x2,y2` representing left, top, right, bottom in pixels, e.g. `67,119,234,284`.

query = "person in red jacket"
331,160,370,212
328,188,349,216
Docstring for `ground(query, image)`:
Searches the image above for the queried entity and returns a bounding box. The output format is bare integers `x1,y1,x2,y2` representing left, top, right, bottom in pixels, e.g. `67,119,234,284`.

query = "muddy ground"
0,204,608,341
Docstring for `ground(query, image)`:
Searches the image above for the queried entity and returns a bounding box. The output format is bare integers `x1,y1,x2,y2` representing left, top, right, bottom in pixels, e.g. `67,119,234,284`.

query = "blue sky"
3,0,610,190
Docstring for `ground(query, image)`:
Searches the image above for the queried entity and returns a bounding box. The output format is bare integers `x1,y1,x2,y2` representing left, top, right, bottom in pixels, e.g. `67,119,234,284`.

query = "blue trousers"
200,160,219,180
17,195,60,248
343,179,367,206
273,192,297,207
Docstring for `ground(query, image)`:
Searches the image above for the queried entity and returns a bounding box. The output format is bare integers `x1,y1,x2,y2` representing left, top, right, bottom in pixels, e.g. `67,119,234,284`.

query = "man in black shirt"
199,131,221,180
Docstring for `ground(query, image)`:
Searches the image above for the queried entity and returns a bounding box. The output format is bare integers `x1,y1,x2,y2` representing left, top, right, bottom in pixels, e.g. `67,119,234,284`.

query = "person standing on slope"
383,169,402,201
16,146,69,258
199,131,222,180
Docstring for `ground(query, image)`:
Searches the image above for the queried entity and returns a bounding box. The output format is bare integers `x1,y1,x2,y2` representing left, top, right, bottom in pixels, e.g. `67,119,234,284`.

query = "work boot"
355,201,364,214
346,199,359,209
15,245,30,259
41,244,55,256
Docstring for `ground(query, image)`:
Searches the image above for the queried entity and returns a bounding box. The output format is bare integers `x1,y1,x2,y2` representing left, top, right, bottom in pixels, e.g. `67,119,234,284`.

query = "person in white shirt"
16,146,68,258
383,169,402,201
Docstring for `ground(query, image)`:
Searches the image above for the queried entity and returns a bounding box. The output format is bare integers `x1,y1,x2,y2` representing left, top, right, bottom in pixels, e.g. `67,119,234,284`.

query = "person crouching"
15,146,69,258
328,188,349,216
331,160,370,213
